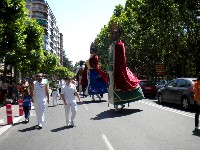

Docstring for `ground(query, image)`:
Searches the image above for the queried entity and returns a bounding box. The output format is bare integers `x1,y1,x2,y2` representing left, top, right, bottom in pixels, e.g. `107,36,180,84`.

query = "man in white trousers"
61,76,82,127
30,73,49,129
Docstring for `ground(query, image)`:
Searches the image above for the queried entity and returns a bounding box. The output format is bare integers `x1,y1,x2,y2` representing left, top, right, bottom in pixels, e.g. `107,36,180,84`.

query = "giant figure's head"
90,42,98,54
109,20,120,41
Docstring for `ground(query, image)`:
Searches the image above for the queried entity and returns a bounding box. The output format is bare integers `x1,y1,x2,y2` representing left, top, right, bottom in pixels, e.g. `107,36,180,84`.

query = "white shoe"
38,124,43,129
70,121,74,127
66,122,71,127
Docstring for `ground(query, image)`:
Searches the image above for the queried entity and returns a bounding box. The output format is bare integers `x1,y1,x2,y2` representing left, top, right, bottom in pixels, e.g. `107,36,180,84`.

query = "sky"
47,0,126,65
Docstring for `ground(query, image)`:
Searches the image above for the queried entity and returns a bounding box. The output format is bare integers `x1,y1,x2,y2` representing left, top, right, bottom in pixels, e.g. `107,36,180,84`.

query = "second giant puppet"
84,45,108,97
108,22,144,110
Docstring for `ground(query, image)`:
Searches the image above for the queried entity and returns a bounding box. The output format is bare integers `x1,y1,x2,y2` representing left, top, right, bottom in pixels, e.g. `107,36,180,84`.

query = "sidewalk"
0,100,22,128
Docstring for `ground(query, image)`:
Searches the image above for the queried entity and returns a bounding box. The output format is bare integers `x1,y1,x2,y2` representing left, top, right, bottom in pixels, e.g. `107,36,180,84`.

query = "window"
26,5,30,9
167,80,177,87
38,5,43,11
177,79,187,87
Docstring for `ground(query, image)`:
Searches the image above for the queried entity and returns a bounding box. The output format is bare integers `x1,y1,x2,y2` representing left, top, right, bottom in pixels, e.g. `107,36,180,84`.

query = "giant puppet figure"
83,44,108,101
108,22,144,111
76,60,85,94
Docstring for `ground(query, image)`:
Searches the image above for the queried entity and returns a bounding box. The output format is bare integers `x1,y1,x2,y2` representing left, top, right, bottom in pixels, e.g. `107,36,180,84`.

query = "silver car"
157,78,197,110
156,80,169,91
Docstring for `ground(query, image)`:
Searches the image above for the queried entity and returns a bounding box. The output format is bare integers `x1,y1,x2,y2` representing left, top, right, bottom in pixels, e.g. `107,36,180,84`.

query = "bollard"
6,104,13,124
18,99,23,116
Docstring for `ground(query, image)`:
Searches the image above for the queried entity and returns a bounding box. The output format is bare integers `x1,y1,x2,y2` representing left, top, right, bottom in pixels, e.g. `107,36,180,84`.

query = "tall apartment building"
26,0,64,65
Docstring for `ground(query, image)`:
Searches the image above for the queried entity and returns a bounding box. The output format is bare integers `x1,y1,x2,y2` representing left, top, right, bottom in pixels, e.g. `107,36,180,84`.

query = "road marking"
138,100,195,119
0,119,4,123
101,134,114,150
0,116,23,136
83,103,89,111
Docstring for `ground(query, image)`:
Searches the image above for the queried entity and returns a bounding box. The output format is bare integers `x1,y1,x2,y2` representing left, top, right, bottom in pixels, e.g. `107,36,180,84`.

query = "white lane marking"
0,119,4,123
0,116,23,136
101,134,114,150
83,103,89,111
138,100,196,119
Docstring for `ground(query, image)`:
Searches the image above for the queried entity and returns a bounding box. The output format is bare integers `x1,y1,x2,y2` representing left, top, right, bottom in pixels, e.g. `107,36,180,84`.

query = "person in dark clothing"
193,72,200,130
22,89,31,123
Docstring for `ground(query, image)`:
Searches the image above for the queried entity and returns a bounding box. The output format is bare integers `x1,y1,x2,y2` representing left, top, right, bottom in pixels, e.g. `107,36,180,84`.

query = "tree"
93,0,200,78
19,17,44,79
41,50,59,75
62,51,74,72
54,66,75,79
0,0,27,80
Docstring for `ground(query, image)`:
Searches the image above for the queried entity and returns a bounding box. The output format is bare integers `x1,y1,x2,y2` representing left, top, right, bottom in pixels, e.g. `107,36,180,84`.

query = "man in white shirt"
30,73,49,129
61,76,82,127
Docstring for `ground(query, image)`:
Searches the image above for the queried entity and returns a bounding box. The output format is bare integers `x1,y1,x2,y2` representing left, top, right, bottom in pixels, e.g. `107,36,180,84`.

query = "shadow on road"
13,121,27,126
51,126,72,132
83,100,107,104
48,105,58,108
192,130,200,137
91,109,143,120
18,125,38,132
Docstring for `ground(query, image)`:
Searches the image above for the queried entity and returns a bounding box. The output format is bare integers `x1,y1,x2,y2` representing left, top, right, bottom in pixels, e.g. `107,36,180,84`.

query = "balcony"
32,0,48,6
32,7,48,14
32,14,48,20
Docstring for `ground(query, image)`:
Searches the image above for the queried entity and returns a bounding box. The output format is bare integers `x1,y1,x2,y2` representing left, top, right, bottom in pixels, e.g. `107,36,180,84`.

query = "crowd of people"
0,79,29,105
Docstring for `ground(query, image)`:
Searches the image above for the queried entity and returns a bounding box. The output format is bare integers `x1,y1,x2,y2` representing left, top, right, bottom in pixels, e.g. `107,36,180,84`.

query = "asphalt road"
0,94,200,150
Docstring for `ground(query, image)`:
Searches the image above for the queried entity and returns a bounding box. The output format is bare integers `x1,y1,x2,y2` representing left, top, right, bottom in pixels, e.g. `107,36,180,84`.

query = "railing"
32,7,48,13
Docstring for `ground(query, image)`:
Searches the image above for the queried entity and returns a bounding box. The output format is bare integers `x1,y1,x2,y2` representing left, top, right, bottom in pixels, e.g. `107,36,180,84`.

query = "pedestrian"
22,89,31,123
108,21,144,111
193,72,200,130
1,79,9,104
58,80,62,100
60,76,82,127
80,63,88,98
12,83,19,104
18,82,24,99
51,80,58,106
30,73,49,129
75,60,85,94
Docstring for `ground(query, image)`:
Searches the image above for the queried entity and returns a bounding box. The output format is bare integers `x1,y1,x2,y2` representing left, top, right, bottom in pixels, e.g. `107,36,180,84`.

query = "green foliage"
41,50,59,74
63,54,75,72
0,0,27,62
54,66,75,79
19,17,45,77
93,0,200,78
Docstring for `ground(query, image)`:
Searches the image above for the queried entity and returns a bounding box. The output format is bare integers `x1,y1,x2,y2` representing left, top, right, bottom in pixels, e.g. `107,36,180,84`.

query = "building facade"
26,0,63,65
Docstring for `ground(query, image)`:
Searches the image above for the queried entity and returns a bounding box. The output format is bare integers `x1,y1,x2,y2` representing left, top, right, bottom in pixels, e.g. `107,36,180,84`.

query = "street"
0,94,200,150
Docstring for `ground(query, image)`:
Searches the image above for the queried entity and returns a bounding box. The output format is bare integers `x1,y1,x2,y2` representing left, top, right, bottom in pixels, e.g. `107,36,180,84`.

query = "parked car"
157,78,197,110
139,80,157,98
156,80,169,91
